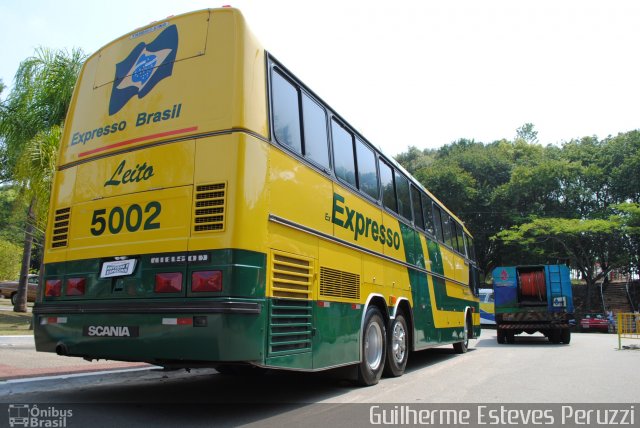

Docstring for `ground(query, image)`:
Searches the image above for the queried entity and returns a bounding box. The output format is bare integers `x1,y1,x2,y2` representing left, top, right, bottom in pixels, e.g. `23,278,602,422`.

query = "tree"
515,123,539,144
0,48,86,312
0,238,22,280
496,217,628,311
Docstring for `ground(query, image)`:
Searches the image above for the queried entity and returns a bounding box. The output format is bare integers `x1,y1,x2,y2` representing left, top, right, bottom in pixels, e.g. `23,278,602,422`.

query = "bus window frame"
355,137,381,202
394,170,413,223
300,90,331,171
330,117,359,190
271,67,303,155
379,158,397,214
410,185,424,230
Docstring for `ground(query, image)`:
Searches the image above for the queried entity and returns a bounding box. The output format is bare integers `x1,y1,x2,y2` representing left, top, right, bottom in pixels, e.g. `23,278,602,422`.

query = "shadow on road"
476,332,569,348
0,347,471,426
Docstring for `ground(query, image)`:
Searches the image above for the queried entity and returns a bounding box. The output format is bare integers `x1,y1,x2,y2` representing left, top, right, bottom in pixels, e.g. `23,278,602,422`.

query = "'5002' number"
90,202,161,236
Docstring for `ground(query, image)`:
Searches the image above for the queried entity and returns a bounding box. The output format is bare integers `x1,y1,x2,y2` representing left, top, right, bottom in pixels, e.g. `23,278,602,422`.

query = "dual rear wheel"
357,306,411,386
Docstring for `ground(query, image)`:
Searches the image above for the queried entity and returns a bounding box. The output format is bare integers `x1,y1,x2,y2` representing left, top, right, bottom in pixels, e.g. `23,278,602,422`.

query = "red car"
580,313,609,332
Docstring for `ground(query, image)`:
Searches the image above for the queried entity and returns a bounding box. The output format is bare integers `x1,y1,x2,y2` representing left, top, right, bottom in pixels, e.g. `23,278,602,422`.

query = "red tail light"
155,273,183,293
191,271,222,292
66,278,86,296
45,279,62,297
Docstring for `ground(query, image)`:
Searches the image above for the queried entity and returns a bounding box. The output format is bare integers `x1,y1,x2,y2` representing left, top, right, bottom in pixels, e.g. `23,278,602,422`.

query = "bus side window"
456,223,467,257
411,185,424,230
442,215,453,248
379,160,396,213
433,206,444,243
301,93,330,170
395,172,412,221
451,221,460,253
271,70,302,154
331,119,356,187
355,138,379,200
466,234,476,262
422,194,435,236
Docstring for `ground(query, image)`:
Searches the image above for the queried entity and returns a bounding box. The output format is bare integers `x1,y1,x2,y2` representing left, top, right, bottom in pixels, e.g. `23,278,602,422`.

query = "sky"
1,0,639,156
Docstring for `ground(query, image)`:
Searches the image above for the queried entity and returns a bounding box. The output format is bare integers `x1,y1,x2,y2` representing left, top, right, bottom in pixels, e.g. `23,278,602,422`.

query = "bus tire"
550,329,561,344
357,306,387,386
497,328,506,344
506,332,516,344
453,315,471,353
561,328,571,344
383,313,408,377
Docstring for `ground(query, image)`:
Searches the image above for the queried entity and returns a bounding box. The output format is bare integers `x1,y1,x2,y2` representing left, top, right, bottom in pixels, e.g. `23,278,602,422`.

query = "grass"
0,297,34,335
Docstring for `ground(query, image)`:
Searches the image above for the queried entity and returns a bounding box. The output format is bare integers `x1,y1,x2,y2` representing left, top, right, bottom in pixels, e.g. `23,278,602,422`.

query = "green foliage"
0,47,86,299
0,185,28,244
395,124,640,284
0,238,22,280
14,126,62,228
0,47,86,182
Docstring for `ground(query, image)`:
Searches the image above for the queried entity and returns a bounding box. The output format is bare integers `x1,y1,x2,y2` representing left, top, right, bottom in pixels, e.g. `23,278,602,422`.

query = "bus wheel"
383,313,408,377
561,328,571,344
357,306,386,386
497,328,506,344
550,329,561,344
453,315,471,353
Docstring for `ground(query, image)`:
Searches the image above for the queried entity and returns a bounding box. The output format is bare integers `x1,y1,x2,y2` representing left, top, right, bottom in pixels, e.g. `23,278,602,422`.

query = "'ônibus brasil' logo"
109,24,178,115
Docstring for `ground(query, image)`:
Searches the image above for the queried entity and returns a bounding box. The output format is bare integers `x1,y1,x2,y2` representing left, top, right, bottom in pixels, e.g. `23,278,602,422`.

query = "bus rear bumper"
33,299,266,365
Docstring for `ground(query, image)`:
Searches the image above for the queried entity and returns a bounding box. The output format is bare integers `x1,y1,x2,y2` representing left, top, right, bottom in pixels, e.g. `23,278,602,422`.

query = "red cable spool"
519,271,546,300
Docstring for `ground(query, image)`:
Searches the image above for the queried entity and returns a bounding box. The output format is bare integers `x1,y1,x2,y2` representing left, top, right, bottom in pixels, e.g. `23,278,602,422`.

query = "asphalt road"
0,330,637,427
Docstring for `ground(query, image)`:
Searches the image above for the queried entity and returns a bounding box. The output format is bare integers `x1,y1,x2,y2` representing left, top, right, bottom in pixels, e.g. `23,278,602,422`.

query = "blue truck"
493,265,574,344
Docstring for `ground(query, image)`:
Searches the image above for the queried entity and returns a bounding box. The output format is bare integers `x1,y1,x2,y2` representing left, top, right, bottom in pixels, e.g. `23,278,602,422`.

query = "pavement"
0,335,151,381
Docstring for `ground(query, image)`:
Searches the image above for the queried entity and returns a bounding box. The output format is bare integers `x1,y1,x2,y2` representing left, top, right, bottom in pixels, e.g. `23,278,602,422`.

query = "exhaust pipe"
55,342,68,356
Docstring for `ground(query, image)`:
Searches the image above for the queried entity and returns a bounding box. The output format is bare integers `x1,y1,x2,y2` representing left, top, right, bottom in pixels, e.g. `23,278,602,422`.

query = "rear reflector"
66,278,86,296
191,271,222,292
45,279,62,297
155,273,183,293
162,317,193,325
40,316,67,325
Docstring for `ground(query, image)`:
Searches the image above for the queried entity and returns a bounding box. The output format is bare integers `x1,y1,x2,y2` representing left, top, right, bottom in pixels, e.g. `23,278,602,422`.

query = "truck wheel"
383,313,408,377
357,306,387,386
506,332,515,344
561,328,571,344
497,328,506,344
453,316,471,354
550,329,561,344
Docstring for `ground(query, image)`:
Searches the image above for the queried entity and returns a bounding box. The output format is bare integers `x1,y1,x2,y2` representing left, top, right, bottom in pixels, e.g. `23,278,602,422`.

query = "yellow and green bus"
34,7,480,386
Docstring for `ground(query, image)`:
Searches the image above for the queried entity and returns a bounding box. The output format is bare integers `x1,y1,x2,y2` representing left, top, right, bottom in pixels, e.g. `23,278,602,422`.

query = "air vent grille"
320,267,360,300
51,207,70,249
193,182,226,232
270,250,313,300
268,299,312,356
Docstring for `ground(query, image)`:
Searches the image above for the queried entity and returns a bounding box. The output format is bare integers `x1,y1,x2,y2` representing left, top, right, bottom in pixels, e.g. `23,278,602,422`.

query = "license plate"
100,259,137,278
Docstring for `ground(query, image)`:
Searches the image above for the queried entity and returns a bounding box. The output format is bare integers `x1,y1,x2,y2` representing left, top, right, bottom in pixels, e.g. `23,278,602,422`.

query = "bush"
0,239,22,280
